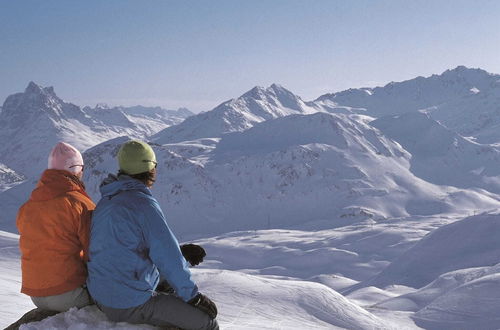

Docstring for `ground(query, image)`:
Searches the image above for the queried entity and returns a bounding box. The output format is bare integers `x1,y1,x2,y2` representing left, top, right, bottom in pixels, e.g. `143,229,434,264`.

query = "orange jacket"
16,169,95,297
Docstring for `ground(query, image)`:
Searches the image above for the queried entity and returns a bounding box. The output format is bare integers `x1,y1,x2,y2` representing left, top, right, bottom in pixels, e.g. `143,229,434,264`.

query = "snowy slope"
351,214,500,291
315,66,500,118
0,178,38,233
0,227,397,330
424,88,500,144
151,84,318,144
371,111,500,193
0,82,190,179
0,163,25,192
80,112,500,240
316,66,500,144
5,67,500,329
4,211,500,329
0,231,32,326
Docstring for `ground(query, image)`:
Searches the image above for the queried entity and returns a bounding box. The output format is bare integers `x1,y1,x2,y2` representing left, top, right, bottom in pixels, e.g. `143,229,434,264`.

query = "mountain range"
3,66,500,328
2,66,500,235
0,82,192,179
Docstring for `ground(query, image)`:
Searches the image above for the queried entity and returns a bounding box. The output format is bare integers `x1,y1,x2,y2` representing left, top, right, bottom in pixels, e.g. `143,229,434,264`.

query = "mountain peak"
241,84,300,103
25,81,44,94
242,86,267,99
440,66,492,79
24,81,58,98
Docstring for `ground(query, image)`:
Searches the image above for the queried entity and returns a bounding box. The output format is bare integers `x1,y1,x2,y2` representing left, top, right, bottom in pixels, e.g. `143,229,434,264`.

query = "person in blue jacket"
87,140,218,330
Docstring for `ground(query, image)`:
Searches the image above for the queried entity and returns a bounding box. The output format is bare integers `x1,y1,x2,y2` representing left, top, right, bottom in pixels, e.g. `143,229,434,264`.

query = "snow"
4,67,500,329
4,214,500,329
0,82,191,179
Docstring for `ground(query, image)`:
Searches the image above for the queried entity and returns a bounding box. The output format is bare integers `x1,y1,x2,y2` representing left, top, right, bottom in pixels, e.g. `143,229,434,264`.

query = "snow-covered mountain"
0,82,191,179
0,163,25,192
6,68,500,329
151,84,319,144
83,104,193,137
80,112,500,240
423,88,500,144
316,66,500,118
371,111,500,193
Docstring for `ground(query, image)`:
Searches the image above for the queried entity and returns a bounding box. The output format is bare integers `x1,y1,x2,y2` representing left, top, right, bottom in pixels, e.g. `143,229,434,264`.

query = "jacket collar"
99,174,151,199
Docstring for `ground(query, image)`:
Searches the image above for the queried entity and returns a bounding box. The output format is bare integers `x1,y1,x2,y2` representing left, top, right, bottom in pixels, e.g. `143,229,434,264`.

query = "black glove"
188,293,218,319
156,280,175,294
180,244,206,266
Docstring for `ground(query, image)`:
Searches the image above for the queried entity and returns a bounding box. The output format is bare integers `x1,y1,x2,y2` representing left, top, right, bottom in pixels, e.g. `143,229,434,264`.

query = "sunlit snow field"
3,212,500,329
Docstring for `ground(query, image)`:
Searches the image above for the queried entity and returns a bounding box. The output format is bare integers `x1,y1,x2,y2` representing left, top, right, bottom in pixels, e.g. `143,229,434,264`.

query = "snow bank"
15,270,391,330
413,272,500,329
353,213,500,290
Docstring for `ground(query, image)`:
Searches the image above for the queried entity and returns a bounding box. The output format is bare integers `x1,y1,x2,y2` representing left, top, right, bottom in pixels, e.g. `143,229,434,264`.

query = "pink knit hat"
48,142,84,175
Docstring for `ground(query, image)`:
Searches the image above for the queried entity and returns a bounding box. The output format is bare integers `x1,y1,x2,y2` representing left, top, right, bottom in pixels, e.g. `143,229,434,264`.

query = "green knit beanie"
118,140,157,175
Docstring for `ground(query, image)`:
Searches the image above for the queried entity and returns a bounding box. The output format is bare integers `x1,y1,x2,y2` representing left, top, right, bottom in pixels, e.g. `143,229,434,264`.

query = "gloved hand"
188,293,218,319
156,280,175,294
180,244,206,266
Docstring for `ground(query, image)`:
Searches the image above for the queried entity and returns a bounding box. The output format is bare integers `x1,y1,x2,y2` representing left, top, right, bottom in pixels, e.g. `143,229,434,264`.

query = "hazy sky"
2,0,500,112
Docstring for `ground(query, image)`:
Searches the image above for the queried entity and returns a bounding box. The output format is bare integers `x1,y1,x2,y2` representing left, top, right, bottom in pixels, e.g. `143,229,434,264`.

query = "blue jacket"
87,175,198,308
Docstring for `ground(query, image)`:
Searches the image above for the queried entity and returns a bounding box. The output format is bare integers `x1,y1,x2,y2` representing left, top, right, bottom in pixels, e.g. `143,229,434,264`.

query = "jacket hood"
31,169,89,201
99,174,151,199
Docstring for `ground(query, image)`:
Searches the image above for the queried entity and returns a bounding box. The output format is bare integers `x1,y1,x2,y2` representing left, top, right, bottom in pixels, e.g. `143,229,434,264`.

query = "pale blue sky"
1,0,500,112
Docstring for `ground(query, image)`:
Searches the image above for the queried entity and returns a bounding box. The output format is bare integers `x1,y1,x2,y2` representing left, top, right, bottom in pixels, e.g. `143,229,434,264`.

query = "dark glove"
180,244,206,266
156,280,175,294
188,293,218,319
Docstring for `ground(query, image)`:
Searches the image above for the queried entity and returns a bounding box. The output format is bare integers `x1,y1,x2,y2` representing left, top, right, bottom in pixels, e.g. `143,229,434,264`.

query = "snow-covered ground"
3,213,500,329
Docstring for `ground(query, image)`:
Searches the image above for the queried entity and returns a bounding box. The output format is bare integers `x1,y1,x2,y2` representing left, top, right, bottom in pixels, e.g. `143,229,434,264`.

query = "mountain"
371,111,500,193
151,84,319,144
423,87,500,144
83,104,193,137
0,82,191,179
80,112,500,240
0,164,25,192
316,66,500,118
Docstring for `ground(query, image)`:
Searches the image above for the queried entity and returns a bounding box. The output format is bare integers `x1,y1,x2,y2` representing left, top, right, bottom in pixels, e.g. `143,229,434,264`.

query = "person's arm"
68,193,93,262
142,198,198,302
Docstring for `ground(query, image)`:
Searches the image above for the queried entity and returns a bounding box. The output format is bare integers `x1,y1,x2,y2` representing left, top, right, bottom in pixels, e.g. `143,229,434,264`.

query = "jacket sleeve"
142,198,199,302
68,192,94,262
77,205,93,262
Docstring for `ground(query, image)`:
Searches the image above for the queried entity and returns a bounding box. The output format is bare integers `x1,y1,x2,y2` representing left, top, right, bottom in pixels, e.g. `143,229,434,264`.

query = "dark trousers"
97,293,219,330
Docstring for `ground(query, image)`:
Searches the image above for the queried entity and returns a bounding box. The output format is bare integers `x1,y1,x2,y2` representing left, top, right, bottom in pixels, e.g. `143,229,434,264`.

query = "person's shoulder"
118,188,158,207
65,190,95,209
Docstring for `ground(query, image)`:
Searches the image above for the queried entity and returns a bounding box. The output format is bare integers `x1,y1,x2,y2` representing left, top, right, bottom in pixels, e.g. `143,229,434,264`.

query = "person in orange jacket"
16,142,95,312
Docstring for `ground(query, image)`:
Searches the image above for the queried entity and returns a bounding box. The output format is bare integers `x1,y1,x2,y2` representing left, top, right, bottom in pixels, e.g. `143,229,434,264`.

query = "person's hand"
156,280,175,294
180,244,206,266
188,293,218,319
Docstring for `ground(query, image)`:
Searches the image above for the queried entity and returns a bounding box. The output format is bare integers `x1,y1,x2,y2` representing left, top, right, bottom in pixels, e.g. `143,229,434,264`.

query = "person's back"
88,175,190,307
87,140,218,330
16,142,94,312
